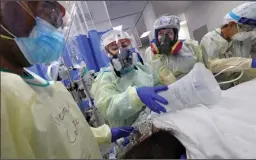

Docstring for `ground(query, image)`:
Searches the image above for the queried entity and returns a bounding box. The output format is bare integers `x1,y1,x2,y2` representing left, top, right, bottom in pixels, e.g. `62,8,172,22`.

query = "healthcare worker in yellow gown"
142,15,205,85
0,1,133,158
200,2,256,89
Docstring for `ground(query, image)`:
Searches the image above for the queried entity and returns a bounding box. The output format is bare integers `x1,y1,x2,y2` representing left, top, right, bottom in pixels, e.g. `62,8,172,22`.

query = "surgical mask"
0,2,65,65
232,31,252,41
19,17,65,65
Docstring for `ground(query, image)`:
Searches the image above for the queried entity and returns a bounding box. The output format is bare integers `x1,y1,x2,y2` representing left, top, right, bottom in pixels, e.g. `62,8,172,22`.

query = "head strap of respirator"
109,48,144,77
150,28,182,56
229,11,256,27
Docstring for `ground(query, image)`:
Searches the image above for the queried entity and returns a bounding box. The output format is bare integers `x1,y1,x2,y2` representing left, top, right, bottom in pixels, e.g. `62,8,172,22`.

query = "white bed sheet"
153,79,256,158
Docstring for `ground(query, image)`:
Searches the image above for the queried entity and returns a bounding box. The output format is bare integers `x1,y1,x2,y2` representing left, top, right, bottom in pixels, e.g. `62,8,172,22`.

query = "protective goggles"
157,28,174,37
237,23,254,32
107,39,131,54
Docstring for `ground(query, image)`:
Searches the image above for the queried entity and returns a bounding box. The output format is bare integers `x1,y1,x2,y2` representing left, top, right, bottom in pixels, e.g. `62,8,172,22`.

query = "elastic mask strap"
1,1,35,39
114,68,121,78
239,17,256,26
0,25,16,38
16,1,36,20
136,52,144,65
0,34,14,40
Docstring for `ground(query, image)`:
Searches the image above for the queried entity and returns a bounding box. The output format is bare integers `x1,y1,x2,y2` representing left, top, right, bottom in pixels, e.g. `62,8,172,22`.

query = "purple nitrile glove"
122,136,130,146
111,126,134,142
180,153,186,159
136,85,168,114
252,59,256,68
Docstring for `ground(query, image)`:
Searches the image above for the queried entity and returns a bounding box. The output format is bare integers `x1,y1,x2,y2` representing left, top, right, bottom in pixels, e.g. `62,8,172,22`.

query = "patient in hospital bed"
122,78,256,159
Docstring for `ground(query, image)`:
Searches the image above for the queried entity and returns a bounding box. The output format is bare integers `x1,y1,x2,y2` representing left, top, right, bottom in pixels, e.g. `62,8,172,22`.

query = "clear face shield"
101,30,144,77
38,2,73,82
107,37,137,76
0,1,70,81
43,2,73,82
231,23,255,41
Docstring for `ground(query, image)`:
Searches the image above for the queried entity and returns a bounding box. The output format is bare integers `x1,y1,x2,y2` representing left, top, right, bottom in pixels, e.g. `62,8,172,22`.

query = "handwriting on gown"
54,104,80,144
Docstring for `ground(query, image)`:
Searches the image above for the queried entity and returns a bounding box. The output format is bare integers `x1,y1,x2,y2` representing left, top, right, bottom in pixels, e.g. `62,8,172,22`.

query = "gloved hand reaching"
121,136,130,146
111,126,134,142
137,86,168,114
252,59,256,68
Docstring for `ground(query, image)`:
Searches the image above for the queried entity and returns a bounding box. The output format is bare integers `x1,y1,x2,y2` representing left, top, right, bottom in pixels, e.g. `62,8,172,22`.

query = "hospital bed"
152,78,256,159
111,78,256,159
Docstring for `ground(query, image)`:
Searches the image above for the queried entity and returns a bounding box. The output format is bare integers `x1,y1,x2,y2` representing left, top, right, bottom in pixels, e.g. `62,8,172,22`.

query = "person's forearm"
90,124,111,145
158,66,177,85
208,57,254,73
151,56,176,85
94,85,145,127
104,86,144,121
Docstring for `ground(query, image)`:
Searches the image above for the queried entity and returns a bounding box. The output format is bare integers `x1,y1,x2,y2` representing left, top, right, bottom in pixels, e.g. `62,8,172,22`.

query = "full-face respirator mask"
109,47,144,77
150,28,182,56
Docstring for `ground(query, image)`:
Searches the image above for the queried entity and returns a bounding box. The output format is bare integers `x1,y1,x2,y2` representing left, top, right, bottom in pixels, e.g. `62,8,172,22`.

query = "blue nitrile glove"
252,59,256,68
180,153,187,159
111,126,134,142
136,86,168,114
121,137,130,147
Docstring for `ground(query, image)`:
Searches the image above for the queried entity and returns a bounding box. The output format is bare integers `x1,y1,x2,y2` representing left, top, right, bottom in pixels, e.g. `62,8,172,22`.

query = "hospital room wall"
178,13,191,40
184,1,248,40
142,4,191,42
143,1,157,41
179,24,190,40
